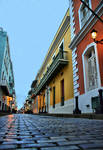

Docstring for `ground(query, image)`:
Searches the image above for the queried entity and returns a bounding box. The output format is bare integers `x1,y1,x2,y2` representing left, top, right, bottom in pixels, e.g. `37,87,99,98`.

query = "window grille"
88,55,98,90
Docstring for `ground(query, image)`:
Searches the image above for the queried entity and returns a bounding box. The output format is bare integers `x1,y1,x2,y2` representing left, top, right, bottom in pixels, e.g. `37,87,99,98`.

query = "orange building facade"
69,0,103,113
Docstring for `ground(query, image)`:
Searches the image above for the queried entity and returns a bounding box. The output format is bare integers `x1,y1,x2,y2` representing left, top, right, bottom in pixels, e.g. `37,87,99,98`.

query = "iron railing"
33,50,68,95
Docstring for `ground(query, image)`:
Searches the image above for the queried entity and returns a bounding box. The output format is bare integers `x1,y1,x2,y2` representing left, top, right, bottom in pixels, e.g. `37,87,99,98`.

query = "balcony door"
2,103,4,111
53,86,55,108
39,98,41,113
0,101,1,110
61,79,64,106
59,41,64,51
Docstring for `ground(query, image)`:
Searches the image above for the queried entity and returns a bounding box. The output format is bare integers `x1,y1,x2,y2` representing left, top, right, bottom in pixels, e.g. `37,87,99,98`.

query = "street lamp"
91,29,103,44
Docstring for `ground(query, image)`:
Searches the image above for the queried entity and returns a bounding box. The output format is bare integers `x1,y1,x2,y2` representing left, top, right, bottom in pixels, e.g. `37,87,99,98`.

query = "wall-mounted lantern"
91,29,103,44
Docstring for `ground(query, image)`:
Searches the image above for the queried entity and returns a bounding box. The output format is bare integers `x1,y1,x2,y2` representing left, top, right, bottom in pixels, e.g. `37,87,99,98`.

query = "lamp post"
91,29,103,44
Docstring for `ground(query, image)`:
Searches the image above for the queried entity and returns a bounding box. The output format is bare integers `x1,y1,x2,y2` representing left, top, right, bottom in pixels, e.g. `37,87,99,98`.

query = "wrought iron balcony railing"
33,50,68,95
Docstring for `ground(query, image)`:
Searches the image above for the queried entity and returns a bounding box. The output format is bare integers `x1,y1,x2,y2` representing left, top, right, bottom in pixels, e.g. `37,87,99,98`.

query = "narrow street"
0,114,103,150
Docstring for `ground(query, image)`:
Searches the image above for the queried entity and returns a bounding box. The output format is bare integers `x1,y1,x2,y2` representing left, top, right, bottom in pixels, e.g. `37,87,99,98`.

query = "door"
61,79,64,106
53,87,55,108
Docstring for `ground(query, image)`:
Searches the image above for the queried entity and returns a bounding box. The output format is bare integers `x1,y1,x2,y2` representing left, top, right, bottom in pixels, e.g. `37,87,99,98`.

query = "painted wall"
34,9,74,113
69,0,103,113
33,97,38,114
47,26,73,107
77,20,103,94
37,9,70,83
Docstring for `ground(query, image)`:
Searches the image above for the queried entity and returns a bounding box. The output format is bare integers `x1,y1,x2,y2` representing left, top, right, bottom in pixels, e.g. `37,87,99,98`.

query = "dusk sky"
0,0,69,109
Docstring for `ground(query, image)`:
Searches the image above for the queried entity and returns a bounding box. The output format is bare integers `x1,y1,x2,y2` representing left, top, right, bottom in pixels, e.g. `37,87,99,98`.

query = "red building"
69,0,103,113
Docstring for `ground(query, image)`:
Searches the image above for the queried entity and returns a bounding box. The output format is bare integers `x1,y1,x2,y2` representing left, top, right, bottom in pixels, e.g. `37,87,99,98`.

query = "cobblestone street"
0,114,103,150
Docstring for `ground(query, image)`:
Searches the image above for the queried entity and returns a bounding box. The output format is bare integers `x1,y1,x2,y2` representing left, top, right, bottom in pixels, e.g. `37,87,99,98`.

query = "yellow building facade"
33,9,74,114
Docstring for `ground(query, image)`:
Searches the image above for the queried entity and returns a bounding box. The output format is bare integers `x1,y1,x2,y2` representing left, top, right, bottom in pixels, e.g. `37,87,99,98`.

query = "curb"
33,113,103,120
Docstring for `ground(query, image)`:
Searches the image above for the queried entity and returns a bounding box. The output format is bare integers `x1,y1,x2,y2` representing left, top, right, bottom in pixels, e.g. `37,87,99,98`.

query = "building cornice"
39,15,70,77
69,1,103,50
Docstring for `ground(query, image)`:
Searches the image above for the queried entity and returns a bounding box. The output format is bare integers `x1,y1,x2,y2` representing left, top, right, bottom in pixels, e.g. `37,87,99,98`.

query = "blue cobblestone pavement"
0,114,103,150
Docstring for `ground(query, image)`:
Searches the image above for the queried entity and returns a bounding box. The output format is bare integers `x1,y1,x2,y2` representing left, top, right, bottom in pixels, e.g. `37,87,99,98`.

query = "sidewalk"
35,113,103,120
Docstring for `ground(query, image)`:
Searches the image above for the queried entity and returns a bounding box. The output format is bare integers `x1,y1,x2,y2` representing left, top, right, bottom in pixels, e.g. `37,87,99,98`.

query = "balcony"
31,80,37,88
0,80,9,95
34,50,68,95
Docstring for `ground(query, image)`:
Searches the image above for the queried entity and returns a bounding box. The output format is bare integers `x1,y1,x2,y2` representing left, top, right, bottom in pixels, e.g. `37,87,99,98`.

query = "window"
47,64,49,71
82,43,100,92
2,71,4,81
9,76,11,82
52,52,56,61
39,98,41,112
61,79,64,106
43,94,45,106
87,51,98,90
79,0,92,29
4,58,8,75
59,41,64,51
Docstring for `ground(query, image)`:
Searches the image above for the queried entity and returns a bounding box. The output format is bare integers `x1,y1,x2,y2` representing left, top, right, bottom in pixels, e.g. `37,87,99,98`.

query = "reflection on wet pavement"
0,114,103,149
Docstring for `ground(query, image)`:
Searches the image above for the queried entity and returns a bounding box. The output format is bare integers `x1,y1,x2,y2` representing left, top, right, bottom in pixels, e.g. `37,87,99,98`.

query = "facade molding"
73,68,78,75
73,61,77,67
39,16,70,76
73,80,77,86
73,66,76,71
82,42,101,93
74,91,80,97
72,46,80,97
73,75,79,83
78,0,92,29
74,83,79,89
69,1,103,49
72,47,77,53
72,53,77,61
49,98,74,114
73,73,77,78
69,0,76,41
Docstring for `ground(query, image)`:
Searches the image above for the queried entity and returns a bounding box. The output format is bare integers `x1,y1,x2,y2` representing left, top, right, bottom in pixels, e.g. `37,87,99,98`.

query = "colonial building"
0,28,16,112
24,97,33,113
32,9,74,114
69,0,103,113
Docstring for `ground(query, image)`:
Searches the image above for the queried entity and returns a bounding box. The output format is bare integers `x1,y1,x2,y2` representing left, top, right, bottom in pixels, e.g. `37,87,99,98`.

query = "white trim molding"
82,42,101,93
69,0,76,41
72,47,80,97
78,0,92,29
49,98,74,114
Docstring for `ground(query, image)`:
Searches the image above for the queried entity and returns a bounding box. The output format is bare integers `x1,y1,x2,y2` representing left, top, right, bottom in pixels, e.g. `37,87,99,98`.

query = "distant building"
0,28,16,112
24,97,33,114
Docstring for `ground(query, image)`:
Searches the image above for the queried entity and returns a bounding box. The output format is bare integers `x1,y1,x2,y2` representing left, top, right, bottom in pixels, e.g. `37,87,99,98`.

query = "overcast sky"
0,0,69,109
